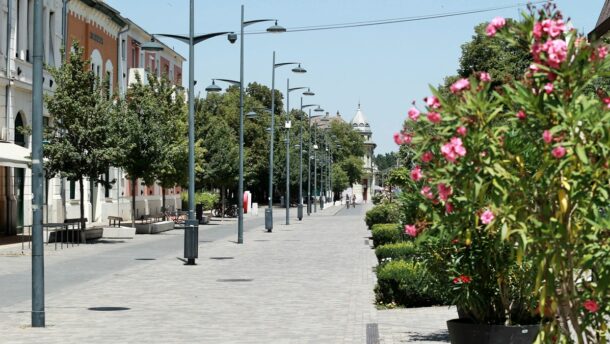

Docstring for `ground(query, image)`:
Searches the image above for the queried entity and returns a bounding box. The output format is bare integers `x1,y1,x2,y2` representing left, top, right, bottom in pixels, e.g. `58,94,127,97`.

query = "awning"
0,141,30,169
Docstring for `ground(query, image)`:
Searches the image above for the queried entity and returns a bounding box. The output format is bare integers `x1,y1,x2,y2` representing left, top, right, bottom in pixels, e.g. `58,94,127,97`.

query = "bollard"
184,219,199,265
297,204,303,221
265,208,273,232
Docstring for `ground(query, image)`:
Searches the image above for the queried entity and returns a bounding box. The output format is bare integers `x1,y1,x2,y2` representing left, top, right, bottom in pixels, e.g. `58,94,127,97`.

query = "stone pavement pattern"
0,204,455,343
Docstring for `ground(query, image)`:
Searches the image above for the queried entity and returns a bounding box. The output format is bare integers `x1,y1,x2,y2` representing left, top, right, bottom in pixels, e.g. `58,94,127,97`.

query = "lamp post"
300,103,323,219
284,83,312,224
31,0,44,327
141,0,232,264
235,5,286,243
267,53,306,231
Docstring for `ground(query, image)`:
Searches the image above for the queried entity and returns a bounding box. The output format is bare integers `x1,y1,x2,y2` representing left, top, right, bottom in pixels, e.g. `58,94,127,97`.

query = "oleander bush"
375,260,450,308
371,223,402,247
365,202,400,229
375,241,417,263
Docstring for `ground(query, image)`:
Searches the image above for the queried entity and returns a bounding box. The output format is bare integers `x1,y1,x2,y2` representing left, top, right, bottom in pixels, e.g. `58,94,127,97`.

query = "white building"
349,104,376,203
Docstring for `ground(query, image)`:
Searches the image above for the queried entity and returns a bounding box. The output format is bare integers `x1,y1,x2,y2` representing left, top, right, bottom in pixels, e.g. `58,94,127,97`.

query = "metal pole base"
184,220,198,264
265,208,273,232
297,204,303,221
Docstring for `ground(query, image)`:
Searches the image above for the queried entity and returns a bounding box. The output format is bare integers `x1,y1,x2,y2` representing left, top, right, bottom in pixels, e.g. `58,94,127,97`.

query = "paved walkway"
0,203,455,343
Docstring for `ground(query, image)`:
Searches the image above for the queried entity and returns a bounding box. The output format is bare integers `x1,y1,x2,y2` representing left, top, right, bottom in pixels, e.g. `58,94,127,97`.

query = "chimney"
336,111,341,118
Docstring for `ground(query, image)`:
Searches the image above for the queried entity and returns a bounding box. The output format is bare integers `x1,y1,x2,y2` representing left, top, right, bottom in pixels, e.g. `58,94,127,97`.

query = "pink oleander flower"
583,299,600,313
424,96,441,109
544,39,568,68
445,202,454,214
479,72,491,82
422,151,434,163
457,126,467,137
420,186,434,200
533,22,544,39
408,107,420,121
486,17,506,37
480,210,495,224
547,72,557,81
450,78,470,94
543,19,566,38
441,137,466,163
486,23,497,37
404,224,418,237
552,146,566,159
603,97,610,109
491,16,506,29
410,165,423,182
453,275,472,284
516,110,527,120
437,183,453,201
544,82,554,94
529,63,540,72
393,132,412,145
427,112,442,124
598,46,608,60
543,130,553,144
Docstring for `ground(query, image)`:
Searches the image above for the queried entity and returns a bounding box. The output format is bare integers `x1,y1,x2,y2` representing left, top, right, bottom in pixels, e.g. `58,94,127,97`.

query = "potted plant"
395,3,610,342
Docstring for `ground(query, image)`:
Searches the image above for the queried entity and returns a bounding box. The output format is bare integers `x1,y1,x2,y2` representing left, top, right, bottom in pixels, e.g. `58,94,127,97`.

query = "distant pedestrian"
352,194,356,207
345,194,350,208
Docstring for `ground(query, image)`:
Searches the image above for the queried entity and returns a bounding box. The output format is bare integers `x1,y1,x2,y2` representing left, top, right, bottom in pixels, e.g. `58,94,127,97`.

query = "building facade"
0,0,64,235
0,0,186,237
349,104,376,203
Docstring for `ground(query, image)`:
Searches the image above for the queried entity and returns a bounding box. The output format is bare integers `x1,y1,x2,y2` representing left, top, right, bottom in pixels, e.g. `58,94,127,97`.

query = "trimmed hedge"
365,203,400,228
371,223,401,247
375,241,417,263
375,260,449,308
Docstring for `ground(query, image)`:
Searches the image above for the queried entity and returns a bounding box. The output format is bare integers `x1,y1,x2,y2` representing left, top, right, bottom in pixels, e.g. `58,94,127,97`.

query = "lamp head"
314,106,324,112
140,38,164,52
246,111,258,119
205,80,222,93
303,88,315,96
267,20,286,33
292,64,307,73
227,32,237,44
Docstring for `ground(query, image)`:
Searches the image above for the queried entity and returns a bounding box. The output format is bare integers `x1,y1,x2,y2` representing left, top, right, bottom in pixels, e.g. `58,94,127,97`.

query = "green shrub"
375,241,417,263
181,191,219,210
371,223,401,247
365,203,400,228
375,260,449,308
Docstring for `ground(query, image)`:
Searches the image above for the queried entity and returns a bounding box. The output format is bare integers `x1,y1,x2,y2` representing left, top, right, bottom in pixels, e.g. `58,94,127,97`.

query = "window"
104,170,110,198
27,0,32,62
15,112,25,147
69,180,75,199
0,9,7,58
121,39,126,61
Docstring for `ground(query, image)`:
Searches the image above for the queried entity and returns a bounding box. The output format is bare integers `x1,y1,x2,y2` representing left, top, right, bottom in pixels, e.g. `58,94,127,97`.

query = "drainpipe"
59,0,68,221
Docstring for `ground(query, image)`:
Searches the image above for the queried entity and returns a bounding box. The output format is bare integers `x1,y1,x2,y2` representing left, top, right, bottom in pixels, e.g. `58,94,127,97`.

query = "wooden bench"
108,216,123,227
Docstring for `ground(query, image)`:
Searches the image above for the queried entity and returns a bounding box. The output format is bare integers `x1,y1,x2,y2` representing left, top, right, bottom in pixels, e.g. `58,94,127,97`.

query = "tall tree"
45,42,120,229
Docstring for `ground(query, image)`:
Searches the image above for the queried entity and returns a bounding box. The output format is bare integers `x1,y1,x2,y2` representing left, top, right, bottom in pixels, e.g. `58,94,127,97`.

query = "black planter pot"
447,319,539,344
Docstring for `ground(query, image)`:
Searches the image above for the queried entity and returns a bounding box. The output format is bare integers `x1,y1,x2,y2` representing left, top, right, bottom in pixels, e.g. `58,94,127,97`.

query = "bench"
108,216,123,227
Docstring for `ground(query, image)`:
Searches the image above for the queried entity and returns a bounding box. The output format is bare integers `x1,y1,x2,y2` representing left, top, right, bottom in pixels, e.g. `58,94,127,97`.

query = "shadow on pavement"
406,330,450,342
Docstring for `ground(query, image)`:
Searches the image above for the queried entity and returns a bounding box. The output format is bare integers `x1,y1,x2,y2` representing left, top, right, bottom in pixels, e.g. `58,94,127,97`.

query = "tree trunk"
131,178,136,227
221,185,225,223
161,187,166,220
79,177,86,231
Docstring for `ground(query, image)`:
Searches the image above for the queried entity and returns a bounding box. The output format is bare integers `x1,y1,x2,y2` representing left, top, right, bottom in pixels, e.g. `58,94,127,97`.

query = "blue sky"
105,0,603,154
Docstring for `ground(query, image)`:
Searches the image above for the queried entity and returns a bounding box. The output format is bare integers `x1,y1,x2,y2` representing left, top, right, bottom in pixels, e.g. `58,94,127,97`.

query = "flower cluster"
452,275,472,284
393,131,412,145
450,78,470,94
404,224,418,237
440,137,467,163
486,16,506,37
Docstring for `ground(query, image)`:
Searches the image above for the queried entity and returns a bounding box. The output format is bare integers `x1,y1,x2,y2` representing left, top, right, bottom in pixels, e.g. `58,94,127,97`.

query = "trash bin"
195,204,203,223
280,196,285,208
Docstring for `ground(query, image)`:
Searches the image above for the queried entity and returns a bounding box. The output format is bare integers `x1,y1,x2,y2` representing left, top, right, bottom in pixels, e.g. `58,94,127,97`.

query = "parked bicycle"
212,203,238,218
164,210,188,224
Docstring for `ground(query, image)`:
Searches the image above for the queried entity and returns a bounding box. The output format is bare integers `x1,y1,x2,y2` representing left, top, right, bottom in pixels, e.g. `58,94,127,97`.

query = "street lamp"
307,109,324,216
299,102,323,220
141,0,233,265
267,52,306,232
284,84,313,225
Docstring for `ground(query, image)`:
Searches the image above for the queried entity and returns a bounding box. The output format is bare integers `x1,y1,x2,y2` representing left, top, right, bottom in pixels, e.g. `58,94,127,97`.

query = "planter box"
447,319,539,344
135,221,174,234
102,226,136,239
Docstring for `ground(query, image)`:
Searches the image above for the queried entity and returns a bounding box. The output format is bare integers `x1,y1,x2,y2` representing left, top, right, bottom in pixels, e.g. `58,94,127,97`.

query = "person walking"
352,194,356,208
345,194,350,209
